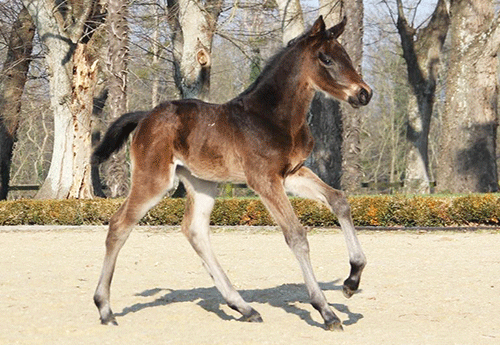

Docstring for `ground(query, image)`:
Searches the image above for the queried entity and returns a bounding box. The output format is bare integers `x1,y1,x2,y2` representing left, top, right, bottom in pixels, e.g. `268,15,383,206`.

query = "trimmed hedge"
0,194,499,227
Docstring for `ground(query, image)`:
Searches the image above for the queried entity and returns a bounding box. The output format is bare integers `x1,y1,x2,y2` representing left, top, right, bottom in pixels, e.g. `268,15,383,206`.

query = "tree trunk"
339,0,364,193
307,93,343,188
303,1,344,189
0,6,35,200
104,0,130,198
395,0,450,194
67,44,99,198
151,2,160,108
276,0,304,45
167,0,222,101
437,0,500,193
23,0,105,199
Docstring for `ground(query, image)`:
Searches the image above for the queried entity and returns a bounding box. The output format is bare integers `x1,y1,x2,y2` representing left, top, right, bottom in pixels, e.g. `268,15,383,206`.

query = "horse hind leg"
284,167,367,298
176,167,262,322
94,161,177,325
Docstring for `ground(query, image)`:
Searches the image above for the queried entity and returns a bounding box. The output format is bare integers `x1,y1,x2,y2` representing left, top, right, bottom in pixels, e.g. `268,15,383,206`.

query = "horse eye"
319,52,333,66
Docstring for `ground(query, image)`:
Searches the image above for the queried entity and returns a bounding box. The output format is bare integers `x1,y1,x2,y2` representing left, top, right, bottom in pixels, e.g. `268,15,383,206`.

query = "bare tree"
338,0,365,193
151,2,161,108
276,0,304,45
23,0,106,199
390,0,450,194
437,0,500,193
0,5,35,200
103,0,130,198
167,0,223,101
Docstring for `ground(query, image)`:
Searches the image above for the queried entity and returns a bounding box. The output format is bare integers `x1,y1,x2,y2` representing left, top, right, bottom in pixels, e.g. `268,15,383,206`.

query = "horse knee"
283,227,310,255
328,191,351,219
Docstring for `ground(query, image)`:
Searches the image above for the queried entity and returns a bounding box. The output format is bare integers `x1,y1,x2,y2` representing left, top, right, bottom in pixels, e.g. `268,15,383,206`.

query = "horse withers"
93,15,372,331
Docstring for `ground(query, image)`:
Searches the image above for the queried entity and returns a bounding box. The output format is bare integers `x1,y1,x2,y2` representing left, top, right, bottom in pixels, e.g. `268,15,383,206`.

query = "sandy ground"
1,225,499,345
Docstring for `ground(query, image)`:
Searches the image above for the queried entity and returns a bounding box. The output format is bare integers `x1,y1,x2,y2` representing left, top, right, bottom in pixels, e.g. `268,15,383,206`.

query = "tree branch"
484,15,500,57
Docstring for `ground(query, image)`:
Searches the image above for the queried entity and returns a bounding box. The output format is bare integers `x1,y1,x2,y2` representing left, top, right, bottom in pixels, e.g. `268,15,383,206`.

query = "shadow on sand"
114,280,363,329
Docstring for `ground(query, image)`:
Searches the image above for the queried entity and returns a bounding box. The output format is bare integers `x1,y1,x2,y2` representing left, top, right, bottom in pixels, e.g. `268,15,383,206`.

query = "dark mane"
236,28,312,99
236,46,289,98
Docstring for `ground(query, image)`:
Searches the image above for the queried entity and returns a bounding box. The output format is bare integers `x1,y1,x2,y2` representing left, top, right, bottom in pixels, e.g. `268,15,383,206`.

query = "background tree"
360,33,410,192
167,0,223,101
337,0,365,193
437,0,500,193
8,0,499,199
277,0,304,45
103,0,130,198
390,0,449,194
0,5,35,200
23,0,106,199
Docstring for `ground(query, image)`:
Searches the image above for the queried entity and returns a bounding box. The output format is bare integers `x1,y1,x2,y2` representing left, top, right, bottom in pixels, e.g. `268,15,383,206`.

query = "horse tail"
91,111,149,166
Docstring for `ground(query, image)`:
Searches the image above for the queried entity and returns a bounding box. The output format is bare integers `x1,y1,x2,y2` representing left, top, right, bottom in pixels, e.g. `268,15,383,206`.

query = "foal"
93,16,372,331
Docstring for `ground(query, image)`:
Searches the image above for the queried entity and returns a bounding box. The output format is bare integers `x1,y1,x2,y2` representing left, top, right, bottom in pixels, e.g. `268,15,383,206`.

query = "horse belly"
175,151,246,183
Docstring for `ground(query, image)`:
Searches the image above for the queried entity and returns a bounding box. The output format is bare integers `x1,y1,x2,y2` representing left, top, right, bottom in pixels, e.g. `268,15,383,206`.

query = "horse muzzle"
348,86,372,108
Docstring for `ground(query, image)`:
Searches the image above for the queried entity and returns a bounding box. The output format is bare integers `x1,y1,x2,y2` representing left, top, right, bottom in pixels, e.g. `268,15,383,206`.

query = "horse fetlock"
228,301,262,322
342,283,356,299
240,309,263,323
100,313,118,326
325,319,344,331
94,294,116,325
343,273,361,298
342,258,365,297
318,307,343,331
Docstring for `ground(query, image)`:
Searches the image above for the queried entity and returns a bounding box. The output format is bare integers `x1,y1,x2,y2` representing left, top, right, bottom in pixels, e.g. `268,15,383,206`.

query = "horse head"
297,16,372,108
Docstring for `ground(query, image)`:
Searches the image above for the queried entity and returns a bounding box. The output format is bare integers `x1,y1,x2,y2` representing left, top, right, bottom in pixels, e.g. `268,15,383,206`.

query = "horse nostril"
358,88,371,105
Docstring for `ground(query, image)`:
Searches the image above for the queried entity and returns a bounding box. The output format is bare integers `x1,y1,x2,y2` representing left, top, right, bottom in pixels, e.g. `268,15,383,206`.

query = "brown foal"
93,16,372,331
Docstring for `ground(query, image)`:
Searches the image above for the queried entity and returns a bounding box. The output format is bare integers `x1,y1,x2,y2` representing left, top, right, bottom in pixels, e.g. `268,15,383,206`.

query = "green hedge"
0,194,499,227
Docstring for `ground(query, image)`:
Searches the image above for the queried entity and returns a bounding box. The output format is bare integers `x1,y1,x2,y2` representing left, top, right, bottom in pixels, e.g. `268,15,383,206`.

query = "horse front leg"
251,176,343,331
284,167,367,298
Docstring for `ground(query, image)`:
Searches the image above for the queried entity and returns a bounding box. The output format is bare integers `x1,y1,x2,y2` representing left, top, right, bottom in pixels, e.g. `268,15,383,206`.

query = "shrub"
1,194,499,227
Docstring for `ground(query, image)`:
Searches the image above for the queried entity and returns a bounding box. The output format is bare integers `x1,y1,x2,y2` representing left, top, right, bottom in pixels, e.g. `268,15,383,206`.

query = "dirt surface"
1,225,499,344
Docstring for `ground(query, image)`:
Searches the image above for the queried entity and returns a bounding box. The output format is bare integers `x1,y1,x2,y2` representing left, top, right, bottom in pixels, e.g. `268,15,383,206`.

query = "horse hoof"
342,285,355,299
100,316,118,326
325,320,344,331
241,309,263,323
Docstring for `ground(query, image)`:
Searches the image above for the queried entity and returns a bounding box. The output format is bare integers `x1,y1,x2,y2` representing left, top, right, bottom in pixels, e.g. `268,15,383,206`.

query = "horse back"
130,98,314,183
131,99,245,182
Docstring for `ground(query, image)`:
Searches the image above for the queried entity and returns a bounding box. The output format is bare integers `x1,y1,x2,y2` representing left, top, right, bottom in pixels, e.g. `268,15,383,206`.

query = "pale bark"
151,3,160,108
276,0,304,45
104,0,129,198
0,6,35,200
437,0,499,193
23,0,105,199
338,0,364,193
167,0,223,101
395,0,449,194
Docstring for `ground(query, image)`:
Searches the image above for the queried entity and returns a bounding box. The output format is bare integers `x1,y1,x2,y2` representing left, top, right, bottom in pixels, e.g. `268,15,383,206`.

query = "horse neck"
241,54,315,132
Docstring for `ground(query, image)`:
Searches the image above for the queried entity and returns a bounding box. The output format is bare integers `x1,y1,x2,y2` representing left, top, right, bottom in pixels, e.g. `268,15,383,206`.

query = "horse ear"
309,16,326,37
328,16,347,39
